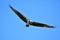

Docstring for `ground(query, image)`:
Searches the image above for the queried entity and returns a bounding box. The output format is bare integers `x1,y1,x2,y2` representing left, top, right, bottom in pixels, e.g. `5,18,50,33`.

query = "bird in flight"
9,5,54,28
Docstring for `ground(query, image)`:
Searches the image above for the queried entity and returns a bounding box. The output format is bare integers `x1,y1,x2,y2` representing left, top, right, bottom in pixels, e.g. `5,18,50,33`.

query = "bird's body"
9,5,54,28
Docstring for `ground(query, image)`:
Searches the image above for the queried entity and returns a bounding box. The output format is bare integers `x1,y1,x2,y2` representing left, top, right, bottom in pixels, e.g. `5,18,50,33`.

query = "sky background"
0,0,60,40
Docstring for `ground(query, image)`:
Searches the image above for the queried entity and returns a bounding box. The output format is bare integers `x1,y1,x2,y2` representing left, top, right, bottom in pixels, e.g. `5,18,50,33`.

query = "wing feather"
9,5,28,23
30,21,54,28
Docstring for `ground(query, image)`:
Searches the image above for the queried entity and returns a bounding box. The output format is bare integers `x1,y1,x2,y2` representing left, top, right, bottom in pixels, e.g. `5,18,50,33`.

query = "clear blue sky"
0,0,60,40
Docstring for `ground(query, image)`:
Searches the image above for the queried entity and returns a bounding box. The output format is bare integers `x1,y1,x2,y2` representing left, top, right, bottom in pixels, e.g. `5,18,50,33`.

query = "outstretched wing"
9,5,28,23
30,21,54,28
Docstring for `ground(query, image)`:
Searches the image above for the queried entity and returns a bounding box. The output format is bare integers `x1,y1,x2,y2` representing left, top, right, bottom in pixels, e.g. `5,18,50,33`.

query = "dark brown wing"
9,5,28,23
30,21,54,28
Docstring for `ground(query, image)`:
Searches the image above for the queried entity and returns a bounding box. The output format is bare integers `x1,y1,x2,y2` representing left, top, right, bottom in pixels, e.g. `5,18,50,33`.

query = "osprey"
9,5,54,28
